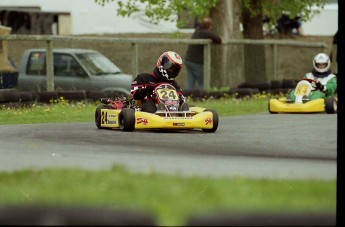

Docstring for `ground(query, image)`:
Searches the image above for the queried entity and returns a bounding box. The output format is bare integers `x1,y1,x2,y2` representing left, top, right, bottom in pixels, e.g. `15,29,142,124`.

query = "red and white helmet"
156,51,183,80
313,53,330,73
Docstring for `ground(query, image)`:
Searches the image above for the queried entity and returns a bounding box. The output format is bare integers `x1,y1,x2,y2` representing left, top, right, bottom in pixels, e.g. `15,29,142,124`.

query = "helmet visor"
316,63,327,69
163,59,181,78
166,63,181,78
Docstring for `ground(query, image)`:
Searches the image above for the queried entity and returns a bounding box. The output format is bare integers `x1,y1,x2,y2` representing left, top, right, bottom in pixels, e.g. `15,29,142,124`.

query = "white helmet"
313,53,330,73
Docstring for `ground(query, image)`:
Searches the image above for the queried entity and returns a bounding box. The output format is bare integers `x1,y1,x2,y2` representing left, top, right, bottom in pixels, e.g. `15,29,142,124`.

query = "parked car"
17,48,133,96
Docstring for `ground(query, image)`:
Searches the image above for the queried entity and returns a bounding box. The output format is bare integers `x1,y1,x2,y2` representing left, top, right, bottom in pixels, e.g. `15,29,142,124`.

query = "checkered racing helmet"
156,51,183,80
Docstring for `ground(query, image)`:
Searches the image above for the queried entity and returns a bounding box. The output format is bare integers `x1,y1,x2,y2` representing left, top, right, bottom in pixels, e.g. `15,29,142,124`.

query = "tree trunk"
242,0,267,83
211,0,244,89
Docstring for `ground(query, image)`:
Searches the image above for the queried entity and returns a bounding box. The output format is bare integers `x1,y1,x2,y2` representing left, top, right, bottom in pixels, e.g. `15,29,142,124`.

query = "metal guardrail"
0,35,327,91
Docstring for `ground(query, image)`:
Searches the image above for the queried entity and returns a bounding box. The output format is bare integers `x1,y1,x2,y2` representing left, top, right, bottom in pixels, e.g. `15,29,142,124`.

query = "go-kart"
95,82,219,132
268,78,337,114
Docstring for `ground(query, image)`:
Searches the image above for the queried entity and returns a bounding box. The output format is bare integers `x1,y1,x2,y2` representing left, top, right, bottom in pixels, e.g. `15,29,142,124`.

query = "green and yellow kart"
268,78,337,114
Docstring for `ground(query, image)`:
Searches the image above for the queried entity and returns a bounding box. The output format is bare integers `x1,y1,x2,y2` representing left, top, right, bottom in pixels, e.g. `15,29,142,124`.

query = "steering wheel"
301,78,320,91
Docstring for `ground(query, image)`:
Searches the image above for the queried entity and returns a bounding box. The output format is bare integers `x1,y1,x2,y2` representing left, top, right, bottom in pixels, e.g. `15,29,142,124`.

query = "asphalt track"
0,113,337,179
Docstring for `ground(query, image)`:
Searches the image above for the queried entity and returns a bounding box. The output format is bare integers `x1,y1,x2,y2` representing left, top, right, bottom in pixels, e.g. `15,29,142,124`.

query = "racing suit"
131,67,185,113
289,69,337,102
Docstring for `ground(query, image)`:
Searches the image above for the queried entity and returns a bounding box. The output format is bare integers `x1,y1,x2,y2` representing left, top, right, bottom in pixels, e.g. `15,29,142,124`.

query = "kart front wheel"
119,108,135,131
325,96,337,114
95,105,113,129
202,109,219,133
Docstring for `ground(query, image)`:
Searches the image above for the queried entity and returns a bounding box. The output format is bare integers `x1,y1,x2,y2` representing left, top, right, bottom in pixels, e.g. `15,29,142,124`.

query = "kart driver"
130,51,186,113
287,53,337,102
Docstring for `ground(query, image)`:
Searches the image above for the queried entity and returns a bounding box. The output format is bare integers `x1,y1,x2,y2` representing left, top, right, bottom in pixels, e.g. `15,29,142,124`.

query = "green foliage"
95,0,327,32
95,0,220,25
242,0,327,29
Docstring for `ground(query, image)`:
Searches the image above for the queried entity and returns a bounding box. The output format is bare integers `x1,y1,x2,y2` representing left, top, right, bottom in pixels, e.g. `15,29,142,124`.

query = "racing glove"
144,85,155,95
315,81,325,91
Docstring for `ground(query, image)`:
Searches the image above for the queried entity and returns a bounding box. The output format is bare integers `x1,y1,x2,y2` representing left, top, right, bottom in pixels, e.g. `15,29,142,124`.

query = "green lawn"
0,166,336,226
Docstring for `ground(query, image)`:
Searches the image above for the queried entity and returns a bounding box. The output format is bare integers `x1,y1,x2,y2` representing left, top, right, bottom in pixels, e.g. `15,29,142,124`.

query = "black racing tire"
227,88,260,98
0,89,20,103
268,88,290,95
119,108,135,132
206,91,225,99
282,79,298,88
325,96,337,114
18,92,33,102
36,91,59,103
202,109,219,133
240,81,271,92
270,80,283,89
57,90,86,101
95,105,113,129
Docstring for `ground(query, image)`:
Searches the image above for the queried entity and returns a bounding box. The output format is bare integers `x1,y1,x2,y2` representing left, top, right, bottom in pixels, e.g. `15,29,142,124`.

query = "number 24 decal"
101,111,108,124
157,89,177,99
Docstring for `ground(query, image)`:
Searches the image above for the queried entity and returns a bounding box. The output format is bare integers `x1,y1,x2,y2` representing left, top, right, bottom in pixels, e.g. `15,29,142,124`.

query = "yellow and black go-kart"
268,78,337,114
95,83,219,132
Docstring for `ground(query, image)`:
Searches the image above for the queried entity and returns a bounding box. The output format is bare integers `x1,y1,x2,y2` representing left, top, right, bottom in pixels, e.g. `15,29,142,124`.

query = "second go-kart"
95,83,219,132
268,78,337,114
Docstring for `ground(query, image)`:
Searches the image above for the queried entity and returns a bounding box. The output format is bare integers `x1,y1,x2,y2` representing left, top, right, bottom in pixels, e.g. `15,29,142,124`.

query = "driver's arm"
324,77,337,96
131,76,153,100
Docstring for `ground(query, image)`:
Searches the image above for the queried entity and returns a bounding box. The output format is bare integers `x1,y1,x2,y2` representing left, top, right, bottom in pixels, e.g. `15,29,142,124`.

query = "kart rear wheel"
95,105,113,129
119,108,135,131
325,96,337,114
202,109,219,133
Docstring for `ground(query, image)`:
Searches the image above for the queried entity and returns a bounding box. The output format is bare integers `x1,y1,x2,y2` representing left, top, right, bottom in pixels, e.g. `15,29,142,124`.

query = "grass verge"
0,166,336,226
